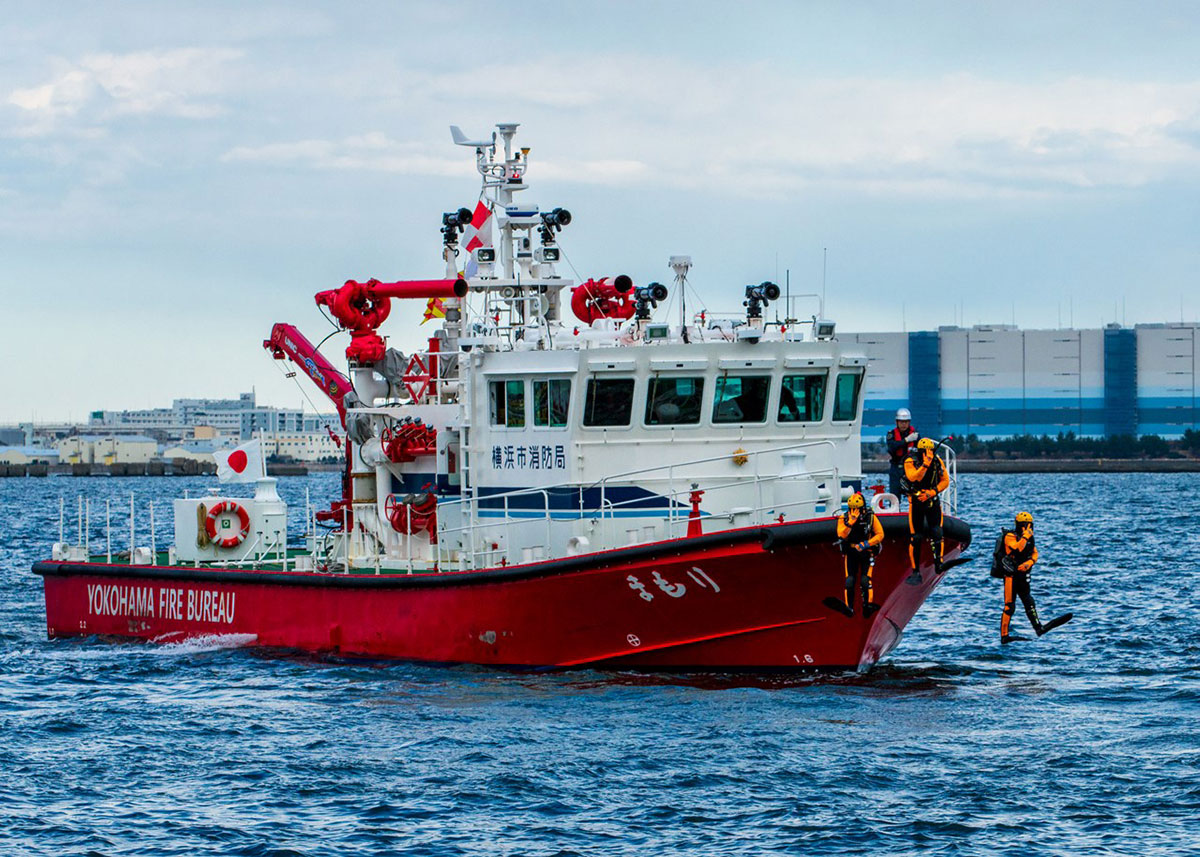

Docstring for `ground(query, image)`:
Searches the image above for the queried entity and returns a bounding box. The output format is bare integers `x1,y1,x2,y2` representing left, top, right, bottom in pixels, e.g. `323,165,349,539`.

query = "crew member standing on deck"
997,511,1073,644
825,492,885,618
887,408,919,499
904,437,949,585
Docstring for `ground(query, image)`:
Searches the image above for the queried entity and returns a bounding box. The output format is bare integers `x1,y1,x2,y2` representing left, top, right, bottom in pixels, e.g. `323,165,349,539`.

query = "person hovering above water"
903,437,948,585
994,511,1073,644
824,492,884,618
886,408,919,500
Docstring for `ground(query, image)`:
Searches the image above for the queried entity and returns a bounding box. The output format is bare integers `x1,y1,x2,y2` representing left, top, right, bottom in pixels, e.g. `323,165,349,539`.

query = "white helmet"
895,408,912,421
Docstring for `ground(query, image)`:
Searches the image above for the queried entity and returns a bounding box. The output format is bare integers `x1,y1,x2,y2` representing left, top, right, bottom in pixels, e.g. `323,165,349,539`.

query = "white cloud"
226,60,1200,199
221,131,652,185
221,132,472,177
7,47,242,131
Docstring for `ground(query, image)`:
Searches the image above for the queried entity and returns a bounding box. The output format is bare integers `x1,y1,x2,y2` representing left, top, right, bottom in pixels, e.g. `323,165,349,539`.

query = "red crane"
263,323,354,426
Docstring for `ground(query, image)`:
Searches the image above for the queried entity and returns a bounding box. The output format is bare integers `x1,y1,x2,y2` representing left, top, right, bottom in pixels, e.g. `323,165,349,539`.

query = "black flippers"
904,571,924,586
1036,613,1074,637
936,555,973,574
823,597,854,617
1001,634,1031,645
863,602,881,618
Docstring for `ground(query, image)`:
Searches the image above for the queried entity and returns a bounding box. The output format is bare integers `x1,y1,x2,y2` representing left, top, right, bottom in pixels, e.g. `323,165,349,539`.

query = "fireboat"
35,123,970,670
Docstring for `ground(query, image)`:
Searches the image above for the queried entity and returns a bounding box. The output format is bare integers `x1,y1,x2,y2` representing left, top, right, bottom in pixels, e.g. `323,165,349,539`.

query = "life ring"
205,500,252,549
871,492,900,513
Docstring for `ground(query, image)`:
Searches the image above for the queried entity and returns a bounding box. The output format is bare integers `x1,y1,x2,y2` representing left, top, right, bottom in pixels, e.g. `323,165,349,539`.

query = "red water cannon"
316,277,468,363
381,418,437,464
386,490,438,542
570,275,636,325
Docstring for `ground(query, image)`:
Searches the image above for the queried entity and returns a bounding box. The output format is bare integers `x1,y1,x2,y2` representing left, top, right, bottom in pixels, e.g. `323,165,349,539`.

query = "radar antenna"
670,256,693,343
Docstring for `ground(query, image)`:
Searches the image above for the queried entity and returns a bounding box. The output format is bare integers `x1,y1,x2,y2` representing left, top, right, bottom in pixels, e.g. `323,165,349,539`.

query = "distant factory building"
849,323,1198,440
88,391,328,441
0,446,60,466
57,435,158,465
257,430,341,462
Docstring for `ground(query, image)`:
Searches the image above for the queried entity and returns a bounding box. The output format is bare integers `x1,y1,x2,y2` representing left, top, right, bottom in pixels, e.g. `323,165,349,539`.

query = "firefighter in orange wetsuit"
1001,511,1042,643
830,492,885,617
903,437,950,585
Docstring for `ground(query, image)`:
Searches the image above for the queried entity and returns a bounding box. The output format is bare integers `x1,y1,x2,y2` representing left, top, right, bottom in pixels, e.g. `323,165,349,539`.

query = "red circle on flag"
228,450,248,473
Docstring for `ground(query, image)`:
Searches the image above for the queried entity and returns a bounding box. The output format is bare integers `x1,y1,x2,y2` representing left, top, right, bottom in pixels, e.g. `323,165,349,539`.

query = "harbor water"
3,473,1198,855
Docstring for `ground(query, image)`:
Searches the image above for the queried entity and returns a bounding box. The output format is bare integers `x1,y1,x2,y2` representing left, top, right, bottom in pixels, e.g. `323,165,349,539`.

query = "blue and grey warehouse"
847,323,1199,440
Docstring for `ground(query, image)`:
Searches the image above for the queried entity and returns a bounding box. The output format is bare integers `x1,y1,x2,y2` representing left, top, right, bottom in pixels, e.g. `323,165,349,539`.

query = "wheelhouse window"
583,378,635,427
645,376,704,426
489,379,525,428
778,373,827,422
712,375,771,424
533,379,571,427
832,371,863,421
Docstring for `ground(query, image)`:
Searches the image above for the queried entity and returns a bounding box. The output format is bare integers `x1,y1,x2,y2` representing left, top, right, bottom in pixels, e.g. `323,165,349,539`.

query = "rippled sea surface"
3,472,1199,855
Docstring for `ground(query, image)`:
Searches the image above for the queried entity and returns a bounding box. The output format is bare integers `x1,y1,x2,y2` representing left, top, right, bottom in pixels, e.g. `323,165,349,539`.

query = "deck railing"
46,442,959,574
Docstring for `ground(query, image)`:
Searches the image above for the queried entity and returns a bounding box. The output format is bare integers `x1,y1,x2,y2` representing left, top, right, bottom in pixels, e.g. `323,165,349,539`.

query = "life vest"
888,426,916,463
839,508,875,552
900,450,943,496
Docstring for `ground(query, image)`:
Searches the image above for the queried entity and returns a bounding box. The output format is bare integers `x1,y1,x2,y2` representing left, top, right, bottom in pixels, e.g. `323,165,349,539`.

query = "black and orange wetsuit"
837,507,885,615
903,450,949,576
1001,527,1041,637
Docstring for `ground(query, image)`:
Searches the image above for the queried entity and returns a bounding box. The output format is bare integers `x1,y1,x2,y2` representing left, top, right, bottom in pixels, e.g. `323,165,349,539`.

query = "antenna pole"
821,247,827,319
681,271,686,335
786,269,791,323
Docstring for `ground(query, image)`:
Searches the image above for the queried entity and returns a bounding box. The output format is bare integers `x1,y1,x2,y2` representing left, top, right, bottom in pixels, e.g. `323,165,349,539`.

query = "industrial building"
0,446,60,466
87,391,328,440
849,323,1199,440
256,430,342,462
57,435,158,465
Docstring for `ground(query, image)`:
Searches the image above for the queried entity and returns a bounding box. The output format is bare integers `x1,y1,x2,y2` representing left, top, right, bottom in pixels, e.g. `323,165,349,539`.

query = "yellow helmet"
916,437,936,451
1015,511,1033,525
847,492,865,509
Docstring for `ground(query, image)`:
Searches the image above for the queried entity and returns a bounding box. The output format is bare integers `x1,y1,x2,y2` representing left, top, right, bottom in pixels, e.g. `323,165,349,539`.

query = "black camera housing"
634,282,668,319
538,207,572,244
743,281,781,318
440,207,474,246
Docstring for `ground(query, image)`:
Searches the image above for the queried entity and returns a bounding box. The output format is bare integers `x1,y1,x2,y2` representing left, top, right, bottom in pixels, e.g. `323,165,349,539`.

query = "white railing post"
149,502,156,562
106,499,111,564
59,496,65,546
129,492,135,564
343,505,350,574
753,454,764,525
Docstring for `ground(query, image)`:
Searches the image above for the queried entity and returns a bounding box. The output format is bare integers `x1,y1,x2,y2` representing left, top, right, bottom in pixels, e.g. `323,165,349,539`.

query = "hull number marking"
627,571,690,602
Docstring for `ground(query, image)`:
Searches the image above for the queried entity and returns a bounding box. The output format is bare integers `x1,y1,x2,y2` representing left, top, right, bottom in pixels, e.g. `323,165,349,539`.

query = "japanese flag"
214,440,264,483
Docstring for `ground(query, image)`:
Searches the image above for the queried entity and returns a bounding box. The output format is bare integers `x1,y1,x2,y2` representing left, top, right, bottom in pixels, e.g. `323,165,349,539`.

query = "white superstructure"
307,123,893,574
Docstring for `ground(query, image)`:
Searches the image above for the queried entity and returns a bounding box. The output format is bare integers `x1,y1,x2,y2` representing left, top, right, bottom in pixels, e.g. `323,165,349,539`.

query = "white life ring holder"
205,500,252,549
872,492,900,513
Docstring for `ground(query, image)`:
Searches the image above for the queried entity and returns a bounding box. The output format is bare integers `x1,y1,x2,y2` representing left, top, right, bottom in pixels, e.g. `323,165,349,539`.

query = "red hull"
36,515,969,671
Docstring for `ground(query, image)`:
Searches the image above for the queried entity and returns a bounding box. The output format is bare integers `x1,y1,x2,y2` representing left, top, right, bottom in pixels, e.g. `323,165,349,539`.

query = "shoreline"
863,458,1200,473
0,462,344,478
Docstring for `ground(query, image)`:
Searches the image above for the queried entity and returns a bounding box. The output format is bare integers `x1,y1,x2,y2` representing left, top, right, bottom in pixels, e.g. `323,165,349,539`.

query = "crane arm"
263,323,353,426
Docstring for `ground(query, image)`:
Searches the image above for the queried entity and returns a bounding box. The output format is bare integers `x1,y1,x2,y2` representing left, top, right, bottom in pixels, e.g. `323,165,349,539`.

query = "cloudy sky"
2,1,1199,422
